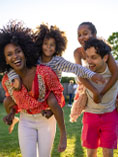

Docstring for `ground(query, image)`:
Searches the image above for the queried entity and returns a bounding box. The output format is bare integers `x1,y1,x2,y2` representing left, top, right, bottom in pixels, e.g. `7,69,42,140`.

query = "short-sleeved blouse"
2,65,65,114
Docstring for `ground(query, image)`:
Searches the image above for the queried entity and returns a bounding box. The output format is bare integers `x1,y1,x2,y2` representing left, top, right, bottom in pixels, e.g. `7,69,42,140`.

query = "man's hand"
91,73,105,84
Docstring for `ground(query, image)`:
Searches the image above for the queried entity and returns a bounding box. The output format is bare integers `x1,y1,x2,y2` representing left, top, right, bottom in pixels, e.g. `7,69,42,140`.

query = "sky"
0,0,118,76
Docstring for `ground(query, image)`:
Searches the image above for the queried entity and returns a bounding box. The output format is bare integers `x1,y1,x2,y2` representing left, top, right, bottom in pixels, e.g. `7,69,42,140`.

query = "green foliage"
0,73,3,82
107,32,118,59
61,76,75,83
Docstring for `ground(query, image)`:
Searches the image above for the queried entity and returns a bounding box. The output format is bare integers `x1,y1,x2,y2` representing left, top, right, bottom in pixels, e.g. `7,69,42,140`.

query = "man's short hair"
84,38,111,58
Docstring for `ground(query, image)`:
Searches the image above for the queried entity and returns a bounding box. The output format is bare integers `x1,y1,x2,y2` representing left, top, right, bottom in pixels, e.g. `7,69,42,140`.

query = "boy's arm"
100,53,118,96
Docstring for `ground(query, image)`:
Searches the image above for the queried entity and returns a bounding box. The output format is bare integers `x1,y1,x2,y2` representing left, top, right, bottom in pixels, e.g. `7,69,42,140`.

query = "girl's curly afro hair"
0,20,39,73
34,23,68,56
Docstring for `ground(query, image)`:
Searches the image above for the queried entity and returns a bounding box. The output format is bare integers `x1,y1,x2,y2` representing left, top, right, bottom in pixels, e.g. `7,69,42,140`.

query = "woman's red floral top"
2,65,65,114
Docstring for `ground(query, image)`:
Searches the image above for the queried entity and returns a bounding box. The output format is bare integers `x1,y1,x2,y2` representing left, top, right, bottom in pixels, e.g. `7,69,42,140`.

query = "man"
68,80,74,107
81,38,118,157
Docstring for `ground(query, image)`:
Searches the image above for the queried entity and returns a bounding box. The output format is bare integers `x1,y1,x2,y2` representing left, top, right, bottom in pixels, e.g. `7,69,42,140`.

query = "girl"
70,22,118,122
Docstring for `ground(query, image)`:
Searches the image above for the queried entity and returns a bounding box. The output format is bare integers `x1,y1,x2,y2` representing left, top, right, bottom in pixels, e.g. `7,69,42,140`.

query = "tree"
0,74,3,82
61,76,75,83
107,32,118,60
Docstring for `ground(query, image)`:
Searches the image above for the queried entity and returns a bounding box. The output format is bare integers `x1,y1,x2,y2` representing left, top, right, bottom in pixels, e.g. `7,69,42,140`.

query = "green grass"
0,104,118,157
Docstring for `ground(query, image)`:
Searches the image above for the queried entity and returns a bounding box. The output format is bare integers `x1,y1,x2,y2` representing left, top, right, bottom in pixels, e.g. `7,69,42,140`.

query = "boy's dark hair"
84,38,111,58
34,24,68,56
0,21,39,73
79,22,97,35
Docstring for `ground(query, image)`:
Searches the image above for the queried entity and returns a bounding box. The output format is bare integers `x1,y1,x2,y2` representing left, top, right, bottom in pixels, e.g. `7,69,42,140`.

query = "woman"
0,21,66,157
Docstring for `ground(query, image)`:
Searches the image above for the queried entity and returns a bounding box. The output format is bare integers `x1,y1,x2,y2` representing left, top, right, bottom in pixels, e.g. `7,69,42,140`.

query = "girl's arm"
55,47,96,79
3,96,17,125
7,69,21,90
47,92,67,152
3,96,16,114
56,56,105,82
55,46,105,83
79,78,101,103
100,53,118,96
74,48,82,65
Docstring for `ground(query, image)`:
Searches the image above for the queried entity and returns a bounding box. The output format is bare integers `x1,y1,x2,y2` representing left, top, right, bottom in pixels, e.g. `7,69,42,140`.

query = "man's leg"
87,148,97,157
69,93,72,104
100,110,118,157
102,148,113,157
82,113,100,149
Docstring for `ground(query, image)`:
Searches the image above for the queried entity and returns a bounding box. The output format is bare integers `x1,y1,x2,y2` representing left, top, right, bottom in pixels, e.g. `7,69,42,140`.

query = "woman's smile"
4,43,26,71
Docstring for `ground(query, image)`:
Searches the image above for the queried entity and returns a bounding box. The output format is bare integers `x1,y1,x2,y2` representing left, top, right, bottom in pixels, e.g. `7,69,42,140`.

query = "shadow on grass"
51,106,84,157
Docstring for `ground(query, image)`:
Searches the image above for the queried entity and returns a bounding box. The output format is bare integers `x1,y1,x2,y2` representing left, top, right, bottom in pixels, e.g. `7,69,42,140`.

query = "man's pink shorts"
82,109,118,149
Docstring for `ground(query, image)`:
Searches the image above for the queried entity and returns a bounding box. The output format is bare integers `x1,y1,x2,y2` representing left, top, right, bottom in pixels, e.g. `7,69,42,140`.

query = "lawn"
0,104,118,157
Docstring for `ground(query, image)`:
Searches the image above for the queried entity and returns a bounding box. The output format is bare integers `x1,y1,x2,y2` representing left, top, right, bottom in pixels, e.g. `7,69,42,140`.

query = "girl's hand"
12,78,22,90
93,90,102,103
93,93,102,103
91,73,105,84
58,132,67,152
3,108,16,125
41,109,53,119
3,112,15,125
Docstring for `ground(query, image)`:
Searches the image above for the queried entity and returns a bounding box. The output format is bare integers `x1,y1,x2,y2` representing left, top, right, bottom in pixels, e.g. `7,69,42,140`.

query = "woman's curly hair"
0,20,39,73
34,24,68,56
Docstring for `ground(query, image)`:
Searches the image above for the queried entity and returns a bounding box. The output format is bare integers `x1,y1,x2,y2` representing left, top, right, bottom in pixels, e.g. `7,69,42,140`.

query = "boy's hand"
91,73,105,84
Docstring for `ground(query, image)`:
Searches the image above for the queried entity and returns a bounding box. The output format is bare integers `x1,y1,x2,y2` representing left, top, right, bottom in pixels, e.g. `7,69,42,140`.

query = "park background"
0,0,118,156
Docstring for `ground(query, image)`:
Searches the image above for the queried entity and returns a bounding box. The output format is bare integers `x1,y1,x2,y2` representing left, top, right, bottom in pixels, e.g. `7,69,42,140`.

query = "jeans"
18,112,56,157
